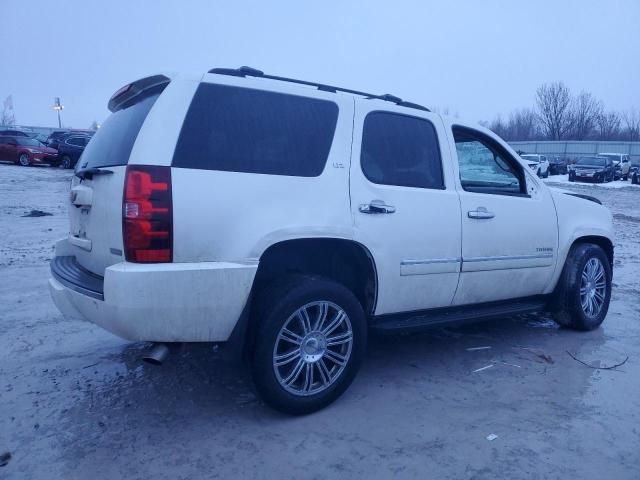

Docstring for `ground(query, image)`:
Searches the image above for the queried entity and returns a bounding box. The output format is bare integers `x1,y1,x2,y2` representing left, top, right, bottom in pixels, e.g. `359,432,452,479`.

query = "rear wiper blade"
75,168,114,180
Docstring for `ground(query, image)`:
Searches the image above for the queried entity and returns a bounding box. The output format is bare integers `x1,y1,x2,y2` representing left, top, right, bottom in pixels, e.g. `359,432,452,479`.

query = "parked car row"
519,154,570,177
0,129,93,168
518,150,638,184
568,153,639,184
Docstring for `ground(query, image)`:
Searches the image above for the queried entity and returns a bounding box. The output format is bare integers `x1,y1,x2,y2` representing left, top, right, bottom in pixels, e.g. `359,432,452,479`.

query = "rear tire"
550,243,611,331
250,275,367,415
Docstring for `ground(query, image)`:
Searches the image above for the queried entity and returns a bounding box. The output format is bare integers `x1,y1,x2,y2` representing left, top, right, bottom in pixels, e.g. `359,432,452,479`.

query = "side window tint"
361,112,444,189
453,127,524,195
172,84,338,177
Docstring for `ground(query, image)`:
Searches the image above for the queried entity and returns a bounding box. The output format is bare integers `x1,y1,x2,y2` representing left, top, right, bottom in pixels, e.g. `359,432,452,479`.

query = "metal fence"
509,141,640,163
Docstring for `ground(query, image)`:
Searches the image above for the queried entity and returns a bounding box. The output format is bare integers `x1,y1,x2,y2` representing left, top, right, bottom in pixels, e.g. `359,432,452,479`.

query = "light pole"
52,97,63,128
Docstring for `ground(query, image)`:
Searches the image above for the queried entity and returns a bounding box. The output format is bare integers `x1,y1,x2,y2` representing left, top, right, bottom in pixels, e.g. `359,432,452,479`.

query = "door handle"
468,207,495,219
359,200,396,214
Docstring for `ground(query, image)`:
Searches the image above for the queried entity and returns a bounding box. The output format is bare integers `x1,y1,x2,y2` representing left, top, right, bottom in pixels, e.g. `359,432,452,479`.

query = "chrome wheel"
580,257,606,318
19,154,30,166
273,301,353,397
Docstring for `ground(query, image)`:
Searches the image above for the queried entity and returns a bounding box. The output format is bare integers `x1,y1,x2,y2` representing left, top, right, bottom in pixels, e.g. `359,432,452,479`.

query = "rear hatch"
68,78,168,275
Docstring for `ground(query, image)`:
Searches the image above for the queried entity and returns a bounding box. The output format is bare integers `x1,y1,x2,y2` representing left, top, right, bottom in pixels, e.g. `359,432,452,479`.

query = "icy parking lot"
1,165,639,479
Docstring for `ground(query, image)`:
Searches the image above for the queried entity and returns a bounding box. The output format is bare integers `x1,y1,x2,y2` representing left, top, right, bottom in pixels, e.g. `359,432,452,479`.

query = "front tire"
18,153,31,166
550,243,611,331
60,155,72,169
251,275,367,415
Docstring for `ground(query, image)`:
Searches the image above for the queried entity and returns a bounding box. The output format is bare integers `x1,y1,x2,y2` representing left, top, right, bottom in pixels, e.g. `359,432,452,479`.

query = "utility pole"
53,97,63,128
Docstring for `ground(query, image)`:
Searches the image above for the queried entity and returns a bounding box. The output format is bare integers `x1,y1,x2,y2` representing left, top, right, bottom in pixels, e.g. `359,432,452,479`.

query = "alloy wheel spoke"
303,363,313,392
274,349,301,367
317,359,331,385
284,358,305,386
313,302,329,331
326,331,353,347
279,328,303,345
298,308,312,335
322,311,346,336
593,268,604,283
324,348,347,366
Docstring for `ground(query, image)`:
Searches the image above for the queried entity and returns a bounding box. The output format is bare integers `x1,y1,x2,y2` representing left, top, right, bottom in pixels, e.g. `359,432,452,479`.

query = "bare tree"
1,95,15,126
486,115,509,139
535,82,573,140
596,111,621,140
622,108,640,142
570,92,602,140
508,108,538,140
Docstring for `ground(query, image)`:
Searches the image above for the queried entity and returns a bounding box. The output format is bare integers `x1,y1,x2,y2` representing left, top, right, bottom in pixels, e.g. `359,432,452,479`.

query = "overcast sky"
2,0,639,128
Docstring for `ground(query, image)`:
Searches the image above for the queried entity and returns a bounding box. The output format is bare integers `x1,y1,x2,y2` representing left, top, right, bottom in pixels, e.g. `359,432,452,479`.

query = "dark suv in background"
55,134,92,168
548,156,568,175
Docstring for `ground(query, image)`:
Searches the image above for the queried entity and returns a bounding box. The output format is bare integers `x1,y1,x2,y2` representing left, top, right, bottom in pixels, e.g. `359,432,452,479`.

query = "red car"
0,136,59,166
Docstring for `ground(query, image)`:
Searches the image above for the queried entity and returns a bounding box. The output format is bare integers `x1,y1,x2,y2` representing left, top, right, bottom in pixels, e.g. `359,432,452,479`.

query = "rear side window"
172,83,339,177
361,112,444,189
77,92,160,170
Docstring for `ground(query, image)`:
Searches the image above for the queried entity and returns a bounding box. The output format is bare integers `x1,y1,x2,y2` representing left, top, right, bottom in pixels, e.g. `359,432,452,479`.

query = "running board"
370,296,549,333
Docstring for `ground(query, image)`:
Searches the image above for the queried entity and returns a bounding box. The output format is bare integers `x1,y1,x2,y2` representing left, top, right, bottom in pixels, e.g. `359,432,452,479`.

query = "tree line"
481,82,640,142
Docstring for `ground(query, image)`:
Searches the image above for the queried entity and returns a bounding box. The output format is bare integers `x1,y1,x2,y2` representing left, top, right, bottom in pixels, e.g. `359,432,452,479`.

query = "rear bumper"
49,254,258,342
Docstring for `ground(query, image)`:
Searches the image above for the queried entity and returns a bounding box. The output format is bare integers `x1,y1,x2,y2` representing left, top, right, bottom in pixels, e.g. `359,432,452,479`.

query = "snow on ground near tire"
544,173,640,189
1,164,640,479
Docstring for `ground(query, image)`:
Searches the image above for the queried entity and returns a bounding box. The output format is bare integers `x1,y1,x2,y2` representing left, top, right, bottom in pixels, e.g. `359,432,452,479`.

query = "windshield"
576,157,605,166
521,155,538,162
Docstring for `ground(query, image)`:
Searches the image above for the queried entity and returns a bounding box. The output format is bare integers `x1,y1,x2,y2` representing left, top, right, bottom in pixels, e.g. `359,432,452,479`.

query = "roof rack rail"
207,66,430,112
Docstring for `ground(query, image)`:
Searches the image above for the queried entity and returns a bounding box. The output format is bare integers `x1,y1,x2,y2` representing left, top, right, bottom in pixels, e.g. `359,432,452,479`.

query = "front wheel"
550,243,611,331
60,155,72,169
251,275,367,415
18,153,31,166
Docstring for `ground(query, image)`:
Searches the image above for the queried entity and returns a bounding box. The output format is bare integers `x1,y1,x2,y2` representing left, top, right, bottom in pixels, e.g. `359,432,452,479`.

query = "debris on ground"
22,209,53,217
566,351,629,371
0,451,12,467
515,346,554,364
498,361,522,368
486,434,498,441
473,364,494,373
466,346,492,351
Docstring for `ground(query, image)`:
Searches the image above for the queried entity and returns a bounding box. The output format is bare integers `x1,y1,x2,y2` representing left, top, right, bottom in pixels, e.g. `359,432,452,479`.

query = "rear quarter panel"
170,76,356,263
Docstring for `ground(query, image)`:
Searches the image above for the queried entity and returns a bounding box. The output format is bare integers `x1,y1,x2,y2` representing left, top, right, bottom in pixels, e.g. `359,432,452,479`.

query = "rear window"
172,83,339,177
77,92,160,170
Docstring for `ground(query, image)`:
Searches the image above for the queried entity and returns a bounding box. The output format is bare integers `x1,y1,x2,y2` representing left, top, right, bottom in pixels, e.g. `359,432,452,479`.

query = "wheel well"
254,238,378,315
572,236,614,268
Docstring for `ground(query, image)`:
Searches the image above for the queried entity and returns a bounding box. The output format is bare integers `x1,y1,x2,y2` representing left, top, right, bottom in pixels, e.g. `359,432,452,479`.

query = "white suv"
520,154,550,178
49,67,614,414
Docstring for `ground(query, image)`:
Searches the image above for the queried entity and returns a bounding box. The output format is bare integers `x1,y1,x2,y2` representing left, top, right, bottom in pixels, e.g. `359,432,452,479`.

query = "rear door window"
360,111,444,189
172,83,339,177
77,92,160,170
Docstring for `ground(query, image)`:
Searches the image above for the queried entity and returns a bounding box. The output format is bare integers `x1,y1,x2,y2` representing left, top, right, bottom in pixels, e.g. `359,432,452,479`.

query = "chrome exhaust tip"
142,343,170,366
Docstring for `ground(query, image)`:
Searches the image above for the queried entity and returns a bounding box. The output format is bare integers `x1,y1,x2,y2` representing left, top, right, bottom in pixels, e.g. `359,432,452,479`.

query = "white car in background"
598,153,632,180
521,154,550,178
48,67,615,414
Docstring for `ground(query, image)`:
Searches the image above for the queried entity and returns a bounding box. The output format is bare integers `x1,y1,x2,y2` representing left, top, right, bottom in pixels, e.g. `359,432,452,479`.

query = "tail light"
123,165,172,263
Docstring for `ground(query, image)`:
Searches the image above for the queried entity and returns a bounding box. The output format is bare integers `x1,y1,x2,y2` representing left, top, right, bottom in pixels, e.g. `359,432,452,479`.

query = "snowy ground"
544,173,640,189
1,165,639,479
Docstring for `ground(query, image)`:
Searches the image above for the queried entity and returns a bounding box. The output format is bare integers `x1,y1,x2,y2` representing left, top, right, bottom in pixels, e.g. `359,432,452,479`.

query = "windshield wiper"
75,167,114,180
